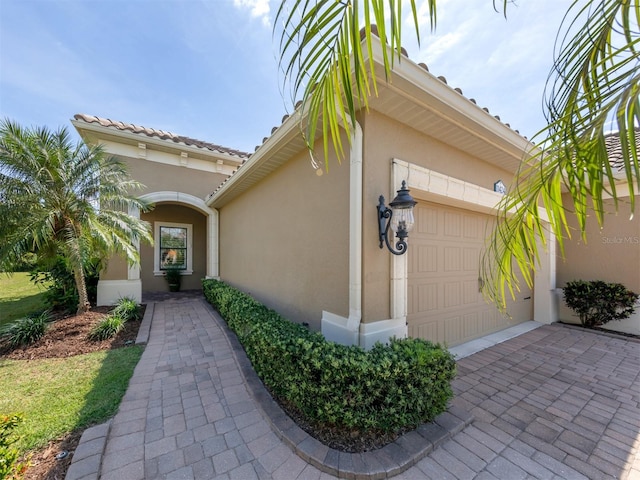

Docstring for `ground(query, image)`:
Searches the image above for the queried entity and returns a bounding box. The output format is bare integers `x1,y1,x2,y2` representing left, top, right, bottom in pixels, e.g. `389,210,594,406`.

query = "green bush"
563,279,639,327
0,414,27,480
203,279,456,434
112,297,141,322
88,315,125,341
11,253,38,273
0,311,51,349
164,267,182,292
29,256,101,312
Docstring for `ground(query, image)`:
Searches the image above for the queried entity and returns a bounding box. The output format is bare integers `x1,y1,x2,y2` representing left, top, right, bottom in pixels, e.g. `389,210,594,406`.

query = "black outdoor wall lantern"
377,180,417,255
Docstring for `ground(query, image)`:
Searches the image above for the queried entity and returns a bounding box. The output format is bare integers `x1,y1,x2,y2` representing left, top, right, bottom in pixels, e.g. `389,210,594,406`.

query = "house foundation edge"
97,279,142,306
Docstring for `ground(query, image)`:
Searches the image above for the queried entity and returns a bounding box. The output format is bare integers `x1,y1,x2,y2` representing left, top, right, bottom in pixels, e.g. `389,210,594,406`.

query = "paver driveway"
441,325,640,479
67,296,640,479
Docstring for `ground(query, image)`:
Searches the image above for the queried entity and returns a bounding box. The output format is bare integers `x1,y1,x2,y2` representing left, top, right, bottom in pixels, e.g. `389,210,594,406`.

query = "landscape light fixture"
377,180,417,255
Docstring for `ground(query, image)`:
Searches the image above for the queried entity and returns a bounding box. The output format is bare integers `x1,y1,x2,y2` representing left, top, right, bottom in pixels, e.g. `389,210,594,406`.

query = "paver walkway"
67,295,640,479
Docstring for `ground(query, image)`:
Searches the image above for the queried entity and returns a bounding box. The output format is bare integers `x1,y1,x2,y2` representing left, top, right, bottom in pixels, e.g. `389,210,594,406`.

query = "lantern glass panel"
390,207,415,233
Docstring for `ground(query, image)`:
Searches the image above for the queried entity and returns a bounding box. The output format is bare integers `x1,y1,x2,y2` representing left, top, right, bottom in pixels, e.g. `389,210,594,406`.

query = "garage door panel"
463,280,479,304
444,247,462,272
408,201,532,347
463,248,478,271
417,206,438,234
445,315,463,344
419,283,438,312
463,312,481,339
464,216,481,239
444,211,463,237
482,309,500,331
412,320,440,343
417,245,438,273
443,281,461,308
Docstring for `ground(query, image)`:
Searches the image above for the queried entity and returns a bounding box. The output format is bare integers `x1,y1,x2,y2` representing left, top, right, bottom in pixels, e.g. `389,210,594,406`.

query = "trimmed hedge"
203,279,456,434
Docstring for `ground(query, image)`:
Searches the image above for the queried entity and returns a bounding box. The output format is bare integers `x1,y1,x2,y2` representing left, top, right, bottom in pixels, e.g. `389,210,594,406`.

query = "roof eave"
206,35,540,208
206,110,308,209
364,36,538,169
71,118,246,166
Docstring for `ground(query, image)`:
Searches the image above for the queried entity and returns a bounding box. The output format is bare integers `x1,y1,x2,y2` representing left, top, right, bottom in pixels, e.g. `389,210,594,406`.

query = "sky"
0,0,573,154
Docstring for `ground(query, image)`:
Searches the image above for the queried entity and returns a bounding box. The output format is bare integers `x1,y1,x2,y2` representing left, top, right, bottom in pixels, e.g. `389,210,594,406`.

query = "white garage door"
407,201,532,347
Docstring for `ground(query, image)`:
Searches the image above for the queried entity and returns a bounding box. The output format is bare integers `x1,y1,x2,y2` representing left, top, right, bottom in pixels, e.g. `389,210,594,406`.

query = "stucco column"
321,121,363,346
358,160,411,349
207,210,219,279
128,205,141,281
346,122,363,331
534,230,557,324
390,161,410,330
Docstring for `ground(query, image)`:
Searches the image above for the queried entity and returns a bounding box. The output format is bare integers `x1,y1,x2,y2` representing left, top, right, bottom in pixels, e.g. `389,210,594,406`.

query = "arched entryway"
96,191,218,305
137,191,218,292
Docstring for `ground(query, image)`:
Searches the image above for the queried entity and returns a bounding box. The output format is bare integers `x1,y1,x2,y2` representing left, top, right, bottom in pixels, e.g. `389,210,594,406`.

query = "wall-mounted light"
377,181,417,255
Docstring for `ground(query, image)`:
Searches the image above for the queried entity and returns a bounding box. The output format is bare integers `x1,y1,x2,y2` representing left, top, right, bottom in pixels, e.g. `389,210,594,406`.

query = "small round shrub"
0,310,51,348
88,315,125,341
112,297,141,322
564,279,639,327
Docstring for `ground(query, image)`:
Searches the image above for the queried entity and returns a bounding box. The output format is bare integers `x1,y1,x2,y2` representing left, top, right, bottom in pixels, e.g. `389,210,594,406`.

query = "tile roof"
605,129,640,172
239,28,529,161
359,25,527,137
73,114,251,160
208,28,534,201
239,33,638,179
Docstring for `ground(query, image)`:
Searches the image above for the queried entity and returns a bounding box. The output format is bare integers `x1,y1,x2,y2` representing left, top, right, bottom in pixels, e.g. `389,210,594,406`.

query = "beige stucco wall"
140,204,208,291
360,111,520,323
557,195,640,292
219,145,350,331
100,155,224,291
123,156,228,200
101,254,129,281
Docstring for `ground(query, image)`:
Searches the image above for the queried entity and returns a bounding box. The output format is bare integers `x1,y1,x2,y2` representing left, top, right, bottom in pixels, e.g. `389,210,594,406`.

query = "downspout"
346,121,363,339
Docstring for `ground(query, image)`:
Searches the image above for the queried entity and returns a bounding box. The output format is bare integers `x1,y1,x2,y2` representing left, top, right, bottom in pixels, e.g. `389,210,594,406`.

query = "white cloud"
420,26,466,64
232,0,271,26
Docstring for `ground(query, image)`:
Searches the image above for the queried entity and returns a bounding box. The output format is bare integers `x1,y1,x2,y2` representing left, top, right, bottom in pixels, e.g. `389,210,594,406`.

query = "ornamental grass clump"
203,279,456,437
88,314,125,341
88,297,141,341
112,296,141,322
0,310,51,349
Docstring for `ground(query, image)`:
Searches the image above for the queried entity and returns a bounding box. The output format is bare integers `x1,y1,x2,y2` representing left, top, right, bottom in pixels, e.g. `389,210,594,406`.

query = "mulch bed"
0,306,144,480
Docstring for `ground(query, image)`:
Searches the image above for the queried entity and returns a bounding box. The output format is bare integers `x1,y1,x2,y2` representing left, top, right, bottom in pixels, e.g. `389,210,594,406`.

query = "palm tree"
275,0,639,308
0,119,153,314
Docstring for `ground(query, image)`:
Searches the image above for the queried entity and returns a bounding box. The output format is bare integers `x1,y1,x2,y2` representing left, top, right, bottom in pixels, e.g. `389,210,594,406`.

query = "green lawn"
0,272,49,327
0,346,144,455
0,272,144,461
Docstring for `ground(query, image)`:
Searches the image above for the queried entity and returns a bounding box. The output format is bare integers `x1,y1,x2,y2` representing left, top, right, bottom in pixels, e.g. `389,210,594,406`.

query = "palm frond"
0,118,152,312
275,0,432,169
482,0,639,309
